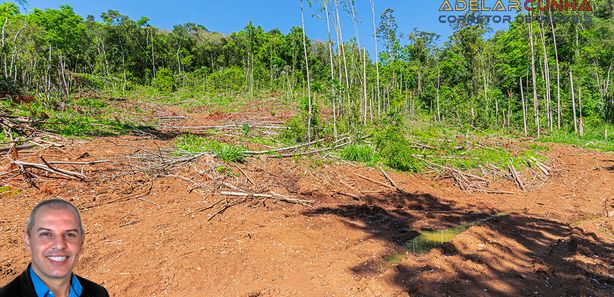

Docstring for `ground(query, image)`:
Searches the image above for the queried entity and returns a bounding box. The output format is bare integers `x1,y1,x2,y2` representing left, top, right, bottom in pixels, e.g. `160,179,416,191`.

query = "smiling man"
0,199,108,297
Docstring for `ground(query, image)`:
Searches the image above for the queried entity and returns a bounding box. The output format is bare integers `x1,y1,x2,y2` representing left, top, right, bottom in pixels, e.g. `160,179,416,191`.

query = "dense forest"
0,0,612,141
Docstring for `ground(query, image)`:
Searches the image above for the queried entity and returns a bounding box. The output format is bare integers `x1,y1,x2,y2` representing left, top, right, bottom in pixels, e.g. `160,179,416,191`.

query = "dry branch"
156,115,188,120
379,167,408,194
160,123,286,131
477,189,515,195
243,139,324,155
231,162,254,184
353,172,396,190
276,141,351,158
12,160,87,180
419,157,489,184
508,162,525,191
220,191,313,206
338,178,363,194
0,143,36,153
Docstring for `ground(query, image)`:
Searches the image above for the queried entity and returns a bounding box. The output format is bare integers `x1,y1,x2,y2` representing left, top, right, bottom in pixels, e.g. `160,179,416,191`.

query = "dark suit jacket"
0,264,109,297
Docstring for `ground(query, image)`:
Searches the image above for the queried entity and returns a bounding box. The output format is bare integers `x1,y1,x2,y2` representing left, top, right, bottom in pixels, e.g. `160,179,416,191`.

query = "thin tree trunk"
349,0,361,88
333,0,350,119
578,78,584,137
59,53,70,97
538,15,552,131
101,38,109,77
436,65,441,121
570,66,578,133
331,4,343,119
1,17,8,79
363,47,368,125
528,21,540,137
324,1,338,139
150,28,156,77
507,91,512,129
9,16,26,83
121,52,127,95
549,11,562,129
370,0,381,118
45,45,52,102
300,0,313,143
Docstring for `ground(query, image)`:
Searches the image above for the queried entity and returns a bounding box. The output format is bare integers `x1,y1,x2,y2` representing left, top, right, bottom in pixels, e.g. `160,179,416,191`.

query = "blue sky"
12,1,514,51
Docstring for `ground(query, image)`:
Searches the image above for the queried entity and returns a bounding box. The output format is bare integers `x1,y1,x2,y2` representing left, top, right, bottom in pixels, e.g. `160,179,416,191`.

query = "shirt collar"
29,265,83,297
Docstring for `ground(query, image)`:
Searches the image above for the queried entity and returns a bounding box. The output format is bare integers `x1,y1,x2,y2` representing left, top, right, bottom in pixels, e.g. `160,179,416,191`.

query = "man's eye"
39,232,52,238
65,233,78,238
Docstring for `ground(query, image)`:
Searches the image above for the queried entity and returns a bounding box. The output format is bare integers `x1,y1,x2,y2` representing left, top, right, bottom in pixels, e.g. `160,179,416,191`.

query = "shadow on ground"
303,190,614,296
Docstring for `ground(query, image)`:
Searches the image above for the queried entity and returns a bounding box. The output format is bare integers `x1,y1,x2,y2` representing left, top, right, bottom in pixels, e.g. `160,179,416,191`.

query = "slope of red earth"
0,105,612,296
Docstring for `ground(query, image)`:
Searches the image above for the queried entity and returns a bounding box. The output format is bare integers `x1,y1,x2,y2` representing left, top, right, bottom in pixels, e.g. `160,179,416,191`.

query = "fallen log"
220,191,313,206
508,161,525,191
276,141,351,158
354,172,396,190
243,138,325,155
379,167,409,194
0,143,36,154
12,160,87,180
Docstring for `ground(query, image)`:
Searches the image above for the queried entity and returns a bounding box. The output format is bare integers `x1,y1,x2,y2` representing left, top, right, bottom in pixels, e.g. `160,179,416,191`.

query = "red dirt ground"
1,103,612,296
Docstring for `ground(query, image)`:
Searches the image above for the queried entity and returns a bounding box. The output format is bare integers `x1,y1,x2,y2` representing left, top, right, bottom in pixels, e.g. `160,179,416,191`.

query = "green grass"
175,134,246,162
540,124,614,152
0,130,9,143
368,121,547,174
0,186,22,197
339,144,376,163
131,85,248,112
3,97,151,137
245,135,282,147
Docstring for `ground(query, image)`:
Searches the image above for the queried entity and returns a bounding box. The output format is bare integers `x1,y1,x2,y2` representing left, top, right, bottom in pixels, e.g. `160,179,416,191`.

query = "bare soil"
1,102,613,297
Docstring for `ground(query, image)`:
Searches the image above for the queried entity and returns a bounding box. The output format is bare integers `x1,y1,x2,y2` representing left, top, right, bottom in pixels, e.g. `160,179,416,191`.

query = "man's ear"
24,232,31,252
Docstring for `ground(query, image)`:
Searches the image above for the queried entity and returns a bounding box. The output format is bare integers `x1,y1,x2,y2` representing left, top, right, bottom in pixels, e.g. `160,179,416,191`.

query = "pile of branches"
158,120,287,139
96,144,314,219
0,112,65,153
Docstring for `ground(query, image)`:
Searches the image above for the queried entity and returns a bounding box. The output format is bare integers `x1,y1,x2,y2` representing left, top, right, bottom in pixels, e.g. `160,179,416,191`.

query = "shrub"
152,68,176,93
175,134,246,162
373,124,424,172
339,144,375,163
280,96,321,143
205,66,245,93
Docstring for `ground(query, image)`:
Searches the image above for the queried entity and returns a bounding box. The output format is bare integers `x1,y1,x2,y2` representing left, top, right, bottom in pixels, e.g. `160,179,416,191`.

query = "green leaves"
152,68,176,93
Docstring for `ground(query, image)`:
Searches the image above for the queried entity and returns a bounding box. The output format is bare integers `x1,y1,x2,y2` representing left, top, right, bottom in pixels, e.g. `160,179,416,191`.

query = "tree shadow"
303,190,614,296
129,126,181,140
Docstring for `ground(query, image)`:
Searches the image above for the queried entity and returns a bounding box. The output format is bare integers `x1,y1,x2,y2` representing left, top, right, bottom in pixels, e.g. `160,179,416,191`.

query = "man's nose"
52,235,67,249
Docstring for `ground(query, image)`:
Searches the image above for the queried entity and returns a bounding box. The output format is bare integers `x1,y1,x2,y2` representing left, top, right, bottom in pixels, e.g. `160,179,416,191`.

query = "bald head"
26,199,83,236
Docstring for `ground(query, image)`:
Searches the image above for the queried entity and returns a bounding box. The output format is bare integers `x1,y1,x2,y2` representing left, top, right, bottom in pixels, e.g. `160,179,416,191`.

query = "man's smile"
46,256,69,263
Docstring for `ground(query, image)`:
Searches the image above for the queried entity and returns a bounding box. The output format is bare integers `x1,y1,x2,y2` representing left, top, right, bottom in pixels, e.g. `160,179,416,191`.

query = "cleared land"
1,98,613,297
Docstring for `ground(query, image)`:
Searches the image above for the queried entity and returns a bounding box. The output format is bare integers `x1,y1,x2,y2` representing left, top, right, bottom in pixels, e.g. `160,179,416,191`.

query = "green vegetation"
0,186,22,197
335,119,548,174
2,1,610,138
175,134,246,162
339,144,376,163
0,1,611,174
1,96,150,137
540,122,614,152
151,68,176,93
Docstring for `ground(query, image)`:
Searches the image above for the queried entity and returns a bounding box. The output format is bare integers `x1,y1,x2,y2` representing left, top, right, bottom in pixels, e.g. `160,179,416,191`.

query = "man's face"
24,206,83,283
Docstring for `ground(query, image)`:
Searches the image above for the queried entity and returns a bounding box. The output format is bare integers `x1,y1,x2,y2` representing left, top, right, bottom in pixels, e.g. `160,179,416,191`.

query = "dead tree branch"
12,159,87,180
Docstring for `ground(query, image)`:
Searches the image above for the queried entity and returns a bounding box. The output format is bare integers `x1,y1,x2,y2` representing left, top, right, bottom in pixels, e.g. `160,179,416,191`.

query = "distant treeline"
0,1,612,137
